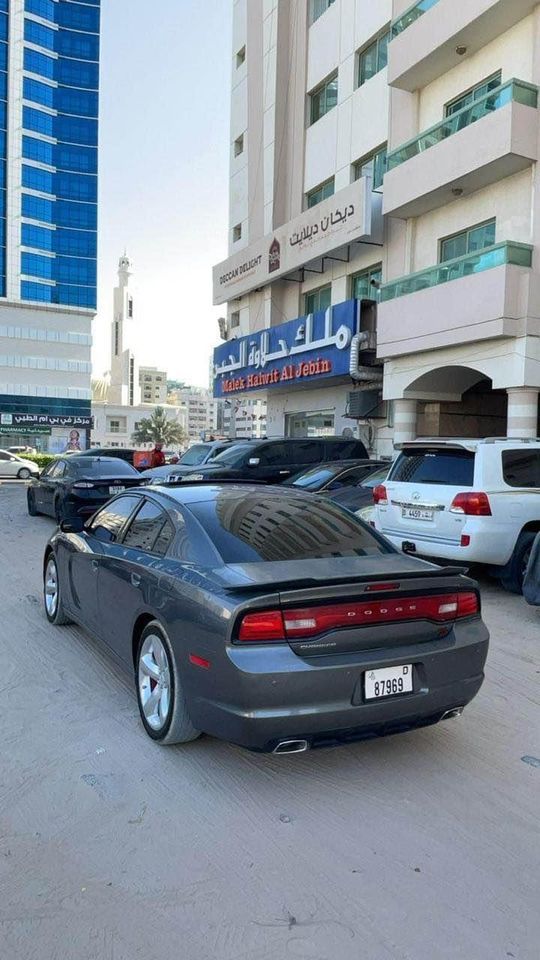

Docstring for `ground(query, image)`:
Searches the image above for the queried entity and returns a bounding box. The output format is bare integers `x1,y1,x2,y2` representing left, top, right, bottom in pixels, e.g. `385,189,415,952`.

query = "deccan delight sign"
213,299,359,398
212,180,371,305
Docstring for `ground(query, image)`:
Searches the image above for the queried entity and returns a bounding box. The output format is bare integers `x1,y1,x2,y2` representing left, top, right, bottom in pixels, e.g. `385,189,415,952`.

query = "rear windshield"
187,493,392,563
179,445,212,466
72,459,138,477
389,448,475,486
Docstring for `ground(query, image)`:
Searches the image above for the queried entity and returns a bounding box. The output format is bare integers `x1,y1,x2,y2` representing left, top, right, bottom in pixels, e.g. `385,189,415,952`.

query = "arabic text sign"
212,180,371,305
8,413,92,428
213,300,358,398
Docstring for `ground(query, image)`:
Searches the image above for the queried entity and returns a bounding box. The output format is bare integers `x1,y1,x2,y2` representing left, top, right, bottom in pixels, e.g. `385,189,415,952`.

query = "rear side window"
325,440,368,459
187,492,392,563
257,443,290,465
390,449,475,486
295,440,325,465
122,500,173,554
502,450,540,488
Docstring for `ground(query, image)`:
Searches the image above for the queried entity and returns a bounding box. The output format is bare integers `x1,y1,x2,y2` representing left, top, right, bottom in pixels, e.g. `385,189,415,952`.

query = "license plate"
365,664,413,700
402,506,434,521
109,485,125,495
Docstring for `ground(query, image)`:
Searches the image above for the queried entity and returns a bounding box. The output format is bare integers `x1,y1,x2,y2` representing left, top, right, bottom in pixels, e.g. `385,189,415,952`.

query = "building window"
351,265,382,300
306,177,335,209
353,144,387,190
114,320,119,356
129,357,135,406
304,285,331,315
128,297,134,318
439,219,496,263
236,45,246,68
309,73,338,125
233,223,242,242
358,31,390,87
234,134,244,157
310,0,336,24
109,420,120,433
445,72,502,117
230,311,240,328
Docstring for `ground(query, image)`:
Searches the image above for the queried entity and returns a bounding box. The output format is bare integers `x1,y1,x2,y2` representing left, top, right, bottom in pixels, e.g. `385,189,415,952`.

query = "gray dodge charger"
43,482,489,753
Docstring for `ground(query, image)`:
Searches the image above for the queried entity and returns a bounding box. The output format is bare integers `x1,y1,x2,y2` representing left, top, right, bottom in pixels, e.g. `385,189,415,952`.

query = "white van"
373,438,540,593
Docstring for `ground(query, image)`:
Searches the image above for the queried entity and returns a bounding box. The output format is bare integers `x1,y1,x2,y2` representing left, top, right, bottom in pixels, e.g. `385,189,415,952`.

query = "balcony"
383,80,538,218
377,242,534,357
389,0,539,91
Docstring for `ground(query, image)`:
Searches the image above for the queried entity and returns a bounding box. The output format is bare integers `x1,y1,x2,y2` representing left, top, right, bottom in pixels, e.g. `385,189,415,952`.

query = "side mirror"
248,458,261,467
60,518,85,534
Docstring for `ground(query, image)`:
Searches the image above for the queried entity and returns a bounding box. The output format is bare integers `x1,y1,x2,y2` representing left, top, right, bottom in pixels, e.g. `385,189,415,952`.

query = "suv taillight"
450,492,492,516
373,484,388,505
237,592,480,642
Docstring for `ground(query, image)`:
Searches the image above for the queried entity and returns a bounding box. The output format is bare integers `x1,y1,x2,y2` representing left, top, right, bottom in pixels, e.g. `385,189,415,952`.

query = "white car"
0,449,40,480
373,438,540,594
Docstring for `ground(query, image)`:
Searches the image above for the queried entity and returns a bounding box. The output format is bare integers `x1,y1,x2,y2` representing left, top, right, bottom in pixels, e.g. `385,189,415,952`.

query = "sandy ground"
0,481,538,960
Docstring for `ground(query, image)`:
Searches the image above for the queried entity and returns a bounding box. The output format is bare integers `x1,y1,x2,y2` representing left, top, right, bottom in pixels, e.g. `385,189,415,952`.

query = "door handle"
91,559,99,572
279,470,291,475
131,573,141,587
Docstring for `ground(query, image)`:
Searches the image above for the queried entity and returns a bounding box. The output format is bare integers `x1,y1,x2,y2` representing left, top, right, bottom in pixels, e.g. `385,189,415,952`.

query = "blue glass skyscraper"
0,0,100,451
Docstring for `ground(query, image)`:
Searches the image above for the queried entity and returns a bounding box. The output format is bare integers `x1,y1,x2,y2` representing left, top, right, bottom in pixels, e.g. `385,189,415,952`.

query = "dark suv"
169,437,369,484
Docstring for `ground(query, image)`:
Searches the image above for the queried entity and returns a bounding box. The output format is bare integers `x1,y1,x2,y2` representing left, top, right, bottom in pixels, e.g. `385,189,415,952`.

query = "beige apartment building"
212,0,540,454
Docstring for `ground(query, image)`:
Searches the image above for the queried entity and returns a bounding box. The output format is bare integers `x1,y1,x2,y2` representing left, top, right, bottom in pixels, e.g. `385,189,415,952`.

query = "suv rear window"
390,448,475,486
502,450,540,488
187,493,392,563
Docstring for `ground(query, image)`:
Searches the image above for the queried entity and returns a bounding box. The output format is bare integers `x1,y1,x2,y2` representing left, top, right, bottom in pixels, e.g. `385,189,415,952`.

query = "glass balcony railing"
387,80,538,171
380,242,533,302
391,0,440,37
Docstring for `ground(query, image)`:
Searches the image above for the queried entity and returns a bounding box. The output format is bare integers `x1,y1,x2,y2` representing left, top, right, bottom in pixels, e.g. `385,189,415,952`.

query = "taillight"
373,484,388,505
238,610,285,642
450,492,491,516
237,592,479,642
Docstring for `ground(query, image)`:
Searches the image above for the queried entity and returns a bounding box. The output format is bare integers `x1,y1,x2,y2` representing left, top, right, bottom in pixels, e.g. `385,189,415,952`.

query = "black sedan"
43,482,489,752
28,456,144,524
284,459,388,511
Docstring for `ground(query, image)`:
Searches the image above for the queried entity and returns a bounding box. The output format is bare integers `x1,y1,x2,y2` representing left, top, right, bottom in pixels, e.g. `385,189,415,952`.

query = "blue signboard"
213,299,359,398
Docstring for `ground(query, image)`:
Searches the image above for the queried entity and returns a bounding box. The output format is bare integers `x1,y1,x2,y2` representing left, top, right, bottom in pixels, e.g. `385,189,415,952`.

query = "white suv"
373,438,540,594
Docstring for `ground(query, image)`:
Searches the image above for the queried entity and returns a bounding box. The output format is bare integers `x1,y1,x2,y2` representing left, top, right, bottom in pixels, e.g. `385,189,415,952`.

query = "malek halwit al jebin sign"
213,299,359,398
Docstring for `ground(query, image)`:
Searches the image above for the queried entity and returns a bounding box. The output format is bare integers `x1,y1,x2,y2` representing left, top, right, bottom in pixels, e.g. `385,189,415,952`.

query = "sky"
94,0,232,388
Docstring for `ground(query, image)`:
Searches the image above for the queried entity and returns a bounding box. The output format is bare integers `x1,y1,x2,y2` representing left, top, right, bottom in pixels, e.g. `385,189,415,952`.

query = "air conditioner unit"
347,389,388,420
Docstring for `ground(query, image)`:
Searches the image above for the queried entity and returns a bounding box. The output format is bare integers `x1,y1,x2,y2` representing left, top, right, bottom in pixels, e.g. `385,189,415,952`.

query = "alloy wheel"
44,557,58,618
138,633,172,731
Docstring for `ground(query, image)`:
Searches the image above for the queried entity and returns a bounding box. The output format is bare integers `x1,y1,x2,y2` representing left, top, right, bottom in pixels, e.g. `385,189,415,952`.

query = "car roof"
146,481,314,506
397,437,540,452
66,456,130,464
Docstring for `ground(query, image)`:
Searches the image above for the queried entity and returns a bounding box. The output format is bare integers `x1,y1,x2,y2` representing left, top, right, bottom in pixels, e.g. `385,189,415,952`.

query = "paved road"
0,483,538,960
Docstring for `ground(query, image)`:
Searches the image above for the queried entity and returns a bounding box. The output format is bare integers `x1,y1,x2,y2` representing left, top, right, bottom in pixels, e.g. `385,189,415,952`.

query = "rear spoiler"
224,565,470,594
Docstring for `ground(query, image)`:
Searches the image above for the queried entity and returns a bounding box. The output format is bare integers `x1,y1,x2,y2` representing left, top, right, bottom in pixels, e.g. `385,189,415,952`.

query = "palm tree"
131,407,186,447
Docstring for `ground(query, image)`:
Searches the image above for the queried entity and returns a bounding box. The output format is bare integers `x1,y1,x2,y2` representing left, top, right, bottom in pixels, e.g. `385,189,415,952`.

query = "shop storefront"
0,410,92,453
213,298,382,443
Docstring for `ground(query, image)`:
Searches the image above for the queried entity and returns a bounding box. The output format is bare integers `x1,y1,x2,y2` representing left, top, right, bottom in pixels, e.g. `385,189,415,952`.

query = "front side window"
88,496,140,543
358,31,390,87
309,74,338,125
121,500,174,554
445,71,502,117
390,449,475,486
440,219,496,263
353,145,387,190
502,450,540,488
310,0,336,24
304,284,331,314
351,264,382,300
306,177,334,208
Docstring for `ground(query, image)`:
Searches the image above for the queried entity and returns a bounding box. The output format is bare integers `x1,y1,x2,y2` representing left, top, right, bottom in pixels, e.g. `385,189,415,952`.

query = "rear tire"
17,467,31,480
136,621,200,745
43,553,71,625
27,489,39,516
500,532,535,595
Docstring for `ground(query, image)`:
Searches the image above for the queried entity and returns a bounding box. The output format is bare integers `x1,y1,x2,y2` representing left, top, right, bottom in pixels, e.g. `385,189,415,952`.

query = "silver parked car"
0,449,39,480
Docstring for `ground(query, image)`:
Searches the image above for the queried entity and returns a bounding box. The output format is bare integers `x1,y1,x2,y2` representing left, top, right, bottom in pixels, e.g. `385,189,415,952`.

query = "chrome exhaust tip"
273,739,309,755
441,707,464,721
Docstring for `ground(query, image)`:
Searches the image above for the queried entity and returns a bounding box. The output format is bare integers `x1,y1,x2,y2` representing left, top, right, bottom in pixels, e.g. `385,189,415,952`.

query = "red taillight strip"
237,592,479,642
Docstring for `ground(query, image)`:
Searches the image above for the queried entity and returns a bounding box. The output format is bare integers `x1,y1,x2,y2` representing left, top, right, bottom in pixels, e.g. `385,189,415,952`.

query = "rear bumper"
379,527,514,567
186,622,489,752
